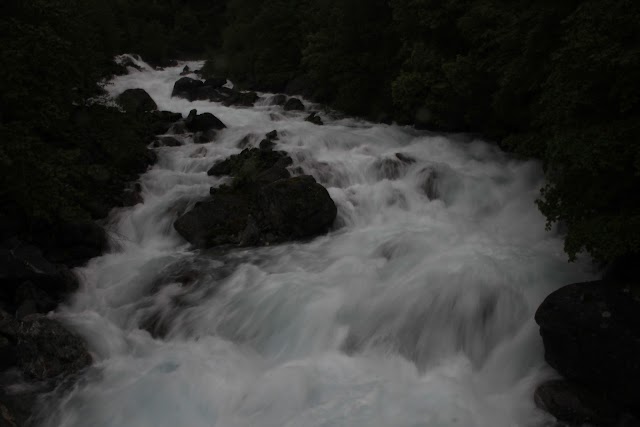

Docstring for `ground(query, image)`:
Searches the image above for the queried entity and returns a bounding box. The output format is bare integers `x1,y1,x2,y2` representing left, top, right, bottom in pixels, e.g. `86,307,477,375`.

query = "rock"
14,282,57,319
185,109,226,132
371,157,410,180
268,94,287,106
174,192,254,248
534,379,631,427
120,182,144,207
116,89,157,114
204,77,227,89
259,139,275,150
305,112,323,125
395,153,416,164
177,147,336,248
38,221,108,267
118,56,142,72
180,65,191,75
283,97,305,111
207,147,292,185
195,129,219,144
147,110,183,135
0,240,79,302
171,77,204,101
153,136,182,148
259,175,337,239
223,91,259,107
535,280,640,414
174,175,336,248
15,315,91,381
265,130,278,140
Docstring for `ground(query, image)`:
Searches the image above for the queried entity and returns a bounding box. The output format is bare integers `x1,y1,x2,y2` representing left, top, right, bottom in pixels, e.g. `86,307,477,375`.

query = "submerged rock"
305,112,323,125
535,280,640,419
116,89,157,114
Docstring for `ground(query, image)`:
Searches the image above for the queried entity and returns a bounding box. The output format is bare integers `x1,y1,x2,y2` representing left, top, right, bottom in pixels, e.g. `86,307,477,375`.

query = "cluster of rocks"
171,76,259,107
534,280,640,426
0,240,93,426
174,130,337,248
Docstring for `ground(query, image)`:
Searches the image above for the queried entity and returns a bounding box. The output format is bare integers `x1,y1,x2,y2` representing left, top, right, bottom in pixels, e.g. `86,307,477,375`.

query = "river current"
42,57,591,427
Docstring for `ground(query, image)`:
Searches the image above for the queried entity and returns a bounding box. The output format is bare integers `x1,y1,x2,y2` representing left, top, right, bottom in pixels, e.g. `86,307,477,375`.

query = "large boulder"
259,175,337,240
116,89,157,114
535,280,640,416
171,77,204,101
283,97,305,111
534,379,637,426
176,140,336,248
185,109,226,133
174,175,336,248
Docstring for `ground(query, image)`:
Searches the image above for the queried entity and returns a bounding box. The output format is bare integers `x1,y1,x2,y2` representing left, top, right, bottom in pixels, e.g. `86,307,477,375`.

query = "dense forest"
2,0,639,267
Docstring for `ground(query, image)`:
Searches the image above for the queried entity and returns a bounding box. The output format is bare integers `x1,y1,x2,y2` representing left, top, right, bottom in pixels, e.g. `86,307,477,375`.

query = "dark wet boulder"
174,175,336,248
535,280,640,414
171,77,204,101
534,379,637,427
305,112,323,125
204,77,227,89
116,89,157,114
180,65,191,75
259,175,336,240
283,97,305,111
174,193,254,248
259,131,278,150
14,315,91,381
185,109,226,132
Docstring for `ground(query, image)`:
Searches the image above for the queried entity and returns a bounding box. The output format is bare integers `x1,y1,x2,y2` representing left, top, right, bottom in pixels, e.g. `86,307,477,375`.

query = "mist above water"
42,57,591,427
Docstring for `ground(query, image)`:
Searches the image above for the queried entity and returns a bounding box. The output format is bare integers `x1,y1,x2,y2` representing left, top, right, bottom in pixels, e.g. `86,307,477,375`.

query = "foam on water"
41,58,592,427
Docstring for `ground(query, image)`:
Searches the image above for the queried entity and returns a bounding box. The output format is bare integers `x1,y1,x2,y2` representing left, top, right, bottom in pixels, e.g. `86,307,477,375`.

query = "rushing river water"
42,57,592,427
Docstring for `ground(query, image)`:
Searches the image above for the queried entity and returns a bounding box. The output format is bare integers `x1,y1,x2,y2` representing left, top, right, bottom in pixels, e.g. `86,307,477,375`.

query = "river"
42,57,591,427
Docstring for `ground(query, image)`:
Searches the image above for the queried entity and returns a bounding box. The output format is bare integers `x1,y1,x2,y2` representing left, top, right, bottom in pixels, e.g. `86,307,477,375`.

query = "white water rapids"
43,58,592,427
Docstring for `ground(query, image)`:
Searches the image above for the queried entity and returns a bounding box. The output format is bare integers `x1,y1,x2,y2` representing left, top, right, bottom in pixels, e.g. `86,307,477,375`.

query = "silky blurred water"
42,56,592,427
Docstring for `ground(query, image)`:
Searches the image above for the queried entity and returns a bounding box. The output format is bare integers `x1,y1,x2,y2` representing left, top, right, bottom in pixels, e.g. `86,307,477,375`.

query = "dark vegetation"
0,0,221,258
